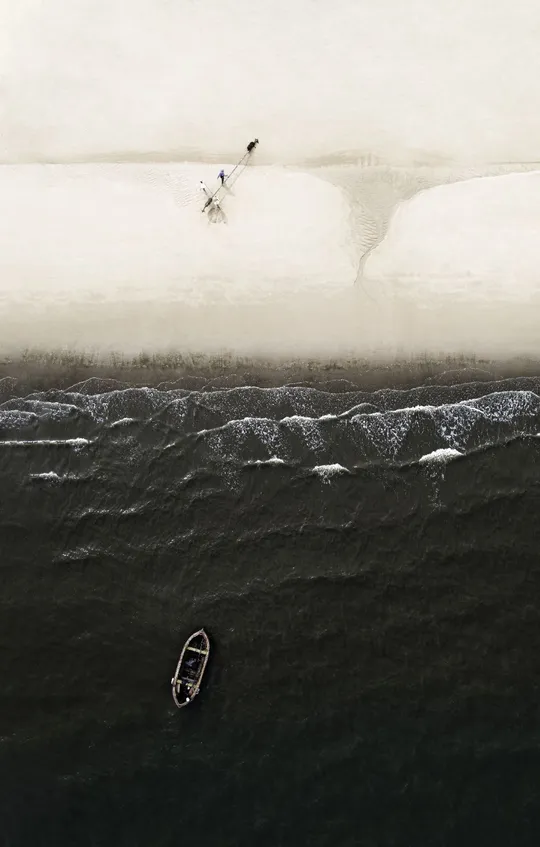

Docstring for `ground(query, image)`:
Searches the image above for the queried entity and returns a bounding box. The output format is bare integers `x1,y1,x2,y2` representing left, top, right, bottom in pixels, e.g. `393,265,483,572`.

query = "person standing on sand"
246,138,259,153
218,169,226,186
199,180,210,196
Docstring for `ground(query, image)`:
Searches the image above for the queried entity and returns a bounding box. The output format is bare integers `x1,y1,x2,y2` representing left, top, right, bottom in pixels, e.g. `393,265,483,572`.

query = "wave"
0,437,92,448
1,380,539,476
312,463,351,482
418,448,463,464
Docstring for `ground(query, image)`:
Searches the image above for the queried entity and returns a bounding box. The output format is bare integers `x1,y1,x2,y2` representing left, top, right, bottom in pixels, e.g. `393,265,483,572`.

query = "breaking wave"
2,377,540,481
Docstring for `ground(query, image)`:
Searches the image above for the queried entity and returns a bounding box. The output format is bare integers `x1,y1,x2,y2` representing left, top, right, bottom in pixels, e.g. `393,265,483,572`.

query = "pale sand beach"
0,162,539,360
2,0,540,361
364,171,540,298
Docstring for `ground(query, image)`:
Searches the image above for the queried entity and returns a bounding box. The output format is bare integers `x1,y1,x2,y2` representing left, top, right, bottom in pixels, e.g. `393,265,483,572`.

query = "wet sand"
1,283,539,362
3,346,540,398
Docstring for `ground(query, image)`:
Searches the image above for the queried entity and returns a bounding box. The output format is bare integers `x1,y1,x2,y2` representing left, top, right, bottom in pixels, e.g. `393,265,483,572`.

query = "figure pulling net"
200,139,259,222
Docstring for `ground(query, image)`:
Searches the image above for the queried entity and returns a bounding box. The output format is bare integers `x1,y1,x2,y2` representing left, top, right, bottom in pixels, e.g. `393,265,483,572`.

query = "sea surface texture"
2,370,540,846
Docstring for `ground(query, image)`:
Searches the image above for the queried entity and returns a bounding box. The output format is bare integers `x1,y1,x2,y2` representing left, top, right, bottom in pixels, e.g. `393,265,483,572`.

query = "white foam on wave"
1,399,80,421
29,471,85,482
35,387,168,425
195,389,540,469
0,437,92,447
197,389,540,433
0,410,37,427
249,456,287,467
418,448,463,464
312,463,350,482
76,505,143,518
2,385,539,479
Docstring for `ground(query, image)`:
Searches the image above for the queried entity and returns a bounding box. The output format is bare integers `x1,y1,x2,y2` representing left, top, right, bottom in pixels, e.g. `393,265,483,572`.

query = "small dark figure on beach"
218,169,226,185
246,138,259,153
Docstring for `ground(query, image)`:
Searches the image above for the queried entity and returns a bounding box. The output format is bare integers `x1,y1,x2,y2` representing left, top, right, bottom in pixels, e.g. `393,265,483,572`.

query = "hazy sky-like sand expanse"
1,0,540,359
3,0,540,162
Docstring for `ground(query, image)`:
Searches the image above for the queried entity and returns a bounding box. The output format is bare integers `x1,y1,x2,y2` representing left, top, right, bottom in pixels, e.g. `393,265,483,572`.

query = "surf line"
199,138,259,222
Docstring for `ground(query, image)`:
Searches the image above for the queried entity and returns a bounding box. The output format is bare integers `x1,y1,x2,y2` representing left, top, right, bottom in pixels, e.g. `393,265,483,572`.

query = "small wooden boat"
171,629,210,708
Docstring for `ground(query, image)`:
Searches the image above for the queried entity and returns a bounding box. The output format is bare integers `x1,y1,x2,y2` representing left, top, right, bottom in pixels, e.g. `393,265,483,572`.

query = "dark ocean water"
2,366,540,847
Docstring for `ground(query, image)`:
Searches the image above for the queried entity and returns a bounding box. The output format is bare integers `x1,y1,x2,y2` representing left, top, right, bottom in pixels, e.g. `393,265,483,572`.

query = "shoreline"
2,350,540,396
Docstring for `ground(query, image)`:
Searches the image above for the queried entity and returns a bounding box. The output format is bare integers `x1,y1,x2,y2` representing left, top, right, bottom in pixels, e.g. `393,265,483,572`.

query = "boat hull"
171,629,210,708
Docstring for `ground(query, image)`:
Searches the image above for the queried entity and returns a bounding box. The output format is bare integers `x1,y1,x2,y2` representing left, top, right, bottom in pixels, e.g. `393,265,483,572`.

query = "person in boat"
218,169,226,185
246,138,259,153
